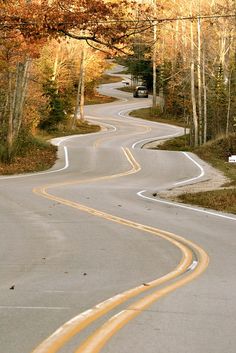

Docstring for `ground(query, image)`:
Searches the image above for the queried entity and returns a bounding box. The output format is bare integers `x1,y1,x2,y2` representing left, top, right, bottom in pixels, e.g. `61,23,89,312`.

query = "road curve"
0,65,235,353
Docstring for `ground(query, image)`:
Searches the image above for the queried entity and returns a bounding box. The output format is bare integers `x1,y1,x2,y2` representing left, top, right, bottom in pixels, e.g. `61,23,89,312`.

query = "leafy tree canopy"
0,0,148,52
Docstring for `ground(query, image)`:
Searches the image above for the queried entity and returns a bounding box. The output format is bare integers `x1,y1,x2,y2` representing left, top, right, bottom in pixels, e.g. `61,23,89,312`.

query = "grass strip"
179,189,236,214
130,107,187,128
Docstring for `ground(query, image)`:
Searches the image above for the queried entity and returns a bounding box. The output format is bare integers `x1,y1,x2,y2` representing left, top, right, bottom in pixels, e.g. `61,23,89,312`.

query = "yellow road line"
33,148,140,191
74,237,208,353
31,147,209,353
31,191,193,353
93,125,151,148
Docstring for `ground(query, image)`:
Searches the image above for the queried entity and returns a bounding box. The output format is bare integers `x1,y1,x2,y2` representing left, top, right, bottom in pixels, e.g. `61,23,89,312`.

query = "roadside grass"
157,134,236,187
84,74,124,105
0,136,57,175
0,120,100,175
129,106,236,214
99,74,122,84
37,119,101,139
130,107,188,128
194,136,236,186
113,69,129,75
158,135,236,214
153,134,192,151
179,189,236,214
85,94,116,105
118,86,134,93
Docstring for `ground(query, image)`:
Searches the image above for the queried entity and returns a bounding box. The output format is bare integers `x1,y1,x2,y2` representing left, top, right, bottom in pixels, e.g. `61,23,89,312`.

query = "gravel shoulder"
145,141,231,200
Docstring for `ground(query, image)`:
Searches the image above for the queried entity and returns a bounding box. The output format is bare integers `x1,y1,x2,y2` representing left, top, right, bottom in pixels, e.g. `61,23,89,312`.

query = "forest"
0,0,235,163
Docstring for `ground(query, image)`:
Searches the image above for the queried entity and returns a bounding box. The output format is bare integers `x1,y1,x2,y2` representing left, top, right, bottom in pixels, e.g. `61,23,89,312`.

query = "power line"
0,13,235,29
96,14,236,24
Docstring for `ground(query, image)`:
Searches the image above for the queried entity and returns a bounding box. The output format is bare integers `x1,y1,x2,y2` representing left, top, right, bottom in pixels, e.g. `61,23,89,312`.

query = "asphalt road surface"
0,65,235,353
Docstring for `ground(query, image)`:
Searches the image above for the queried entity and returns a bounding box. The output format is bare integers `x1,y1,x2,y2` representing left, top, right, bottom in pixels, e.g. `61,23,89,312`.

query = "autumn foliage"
0,0,235,163
0,0,135,162
0,0,134,48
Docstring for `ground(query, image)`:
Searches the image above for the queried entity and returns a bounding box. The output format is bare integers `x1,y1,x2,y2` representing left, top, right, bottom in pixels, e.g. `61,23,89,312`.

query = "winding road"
0,65,235,353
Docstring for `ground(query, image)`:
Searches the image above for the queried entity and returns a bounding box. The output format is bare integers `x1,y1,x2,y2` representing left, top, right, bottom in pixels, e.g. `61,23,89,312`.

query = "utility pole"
197,0,202,144
152,0,157,108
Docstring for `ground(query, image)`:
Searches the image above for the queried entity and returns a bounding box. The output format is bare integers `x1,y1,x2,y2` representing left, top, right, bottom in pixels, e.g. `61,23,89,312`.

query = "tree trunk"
152,0,157,108
197,15,202,144
51,44,60,82
226,70,232,136
72,44,86,128
190,20,199,147
6,58,30,157
6,71,14,156
202,41,207,144
13,59,31,139
80,46,86,122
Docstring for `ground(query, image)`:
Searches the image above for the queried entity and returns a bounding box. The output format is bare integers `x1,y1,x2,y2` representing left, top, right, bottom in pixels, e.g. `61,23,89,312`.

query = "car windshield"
137,86,147,90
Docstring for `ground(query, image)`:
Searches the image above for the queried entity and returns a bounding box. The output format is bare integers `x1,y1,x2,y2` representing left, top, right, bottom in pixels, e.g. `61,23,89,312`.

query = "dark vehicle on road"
133,85,148,98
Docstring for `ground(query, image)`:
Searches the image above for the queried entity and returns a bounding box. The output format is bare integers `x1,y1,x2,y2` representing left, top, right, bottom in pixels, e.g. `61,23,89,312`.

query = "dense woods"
0,0,235,162
122,0,236,147
0,0,133,161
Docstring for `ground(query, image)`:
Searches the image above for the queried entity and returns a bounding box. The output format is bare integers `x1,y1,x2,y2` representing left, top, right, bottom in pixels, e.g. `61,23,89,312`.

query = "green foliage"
195,133,236,164
14,129,50,156
0,127,51,163
207,63,227,138
164,54,191,120
127,57,153,89
152,134,192,151
159,132,236,185
130,107,188,128
118,40,153,89
0,144,9,163
39,78,67,132
43,119,100,138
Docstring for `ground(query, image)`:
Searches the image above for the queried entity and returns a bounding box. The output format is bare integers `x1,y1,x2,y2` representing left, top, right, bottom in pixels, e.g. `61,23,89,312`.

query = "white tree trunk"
226,70,232,136
13,59,31,138
51,44,60,82
152,0,157,108
190,20,199,147
80,46,86,122
7,71,14,153
73,44,86,127
202,41,207,144
6,58,31,154
197,16,202,144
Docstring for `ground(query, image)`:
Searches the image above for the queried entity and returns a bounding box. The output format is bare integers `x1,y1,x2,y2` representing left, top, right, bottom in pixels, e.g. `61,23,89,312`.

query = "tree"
0,0,139,160
36,39,108,131
1,0,235,160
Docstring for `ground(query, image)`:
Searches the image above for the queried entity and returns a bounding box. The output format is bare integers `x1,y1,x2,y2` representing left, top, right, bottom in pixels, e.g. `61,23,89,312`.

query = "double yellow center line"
32,147,209,353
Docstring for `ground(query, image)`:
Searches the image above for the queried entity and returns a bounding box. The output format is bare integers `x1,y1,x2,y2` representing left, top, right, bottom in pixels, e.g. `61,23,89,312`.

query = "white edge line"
132,131,180,149
174,152,204,186
0,116,116,181
118,104,150,119
85,116,117,133
187,260,198,272
137,190,236,221
0,145,69,180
